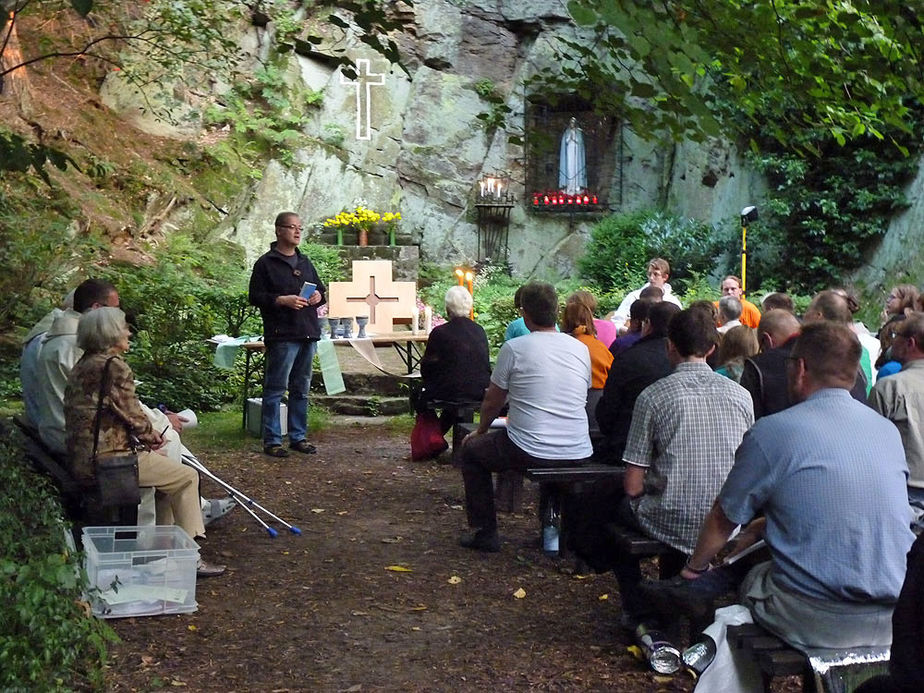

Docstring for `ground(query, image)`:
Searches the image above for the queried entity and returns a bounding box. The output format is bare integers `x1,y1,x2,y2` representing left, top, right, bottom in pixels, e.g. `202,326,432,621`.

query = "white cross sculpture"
339,59,386,141
327,260,417,334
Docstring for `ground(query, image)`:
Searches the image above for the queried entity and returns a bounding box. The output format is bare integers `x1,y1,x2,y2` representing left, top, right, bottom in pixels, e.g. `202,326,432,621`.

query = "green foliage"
204,56,319,168
743,117,922,292
555,1,924,148
0,432,116,690
301,242,348,283
473,79,512,131
0,131,76,184
579,210,727,295
101,234,256,411
0,170,102,331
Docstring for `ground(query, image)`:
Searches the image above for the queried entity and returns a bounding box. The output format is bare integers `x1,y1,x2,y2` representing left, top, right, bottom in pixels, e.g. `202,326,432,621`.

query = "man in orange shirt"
716,275,760,328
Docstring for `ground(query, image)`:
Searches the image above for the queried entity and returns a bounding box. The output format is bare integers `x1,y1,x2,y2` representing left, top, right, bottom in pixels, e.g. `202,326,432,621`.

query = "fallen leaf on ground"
598,593,609,600
187,625,198,632
385,565,412,572
447,575,462,584
380,537,402,544
310,508,325,513
513,587,526,599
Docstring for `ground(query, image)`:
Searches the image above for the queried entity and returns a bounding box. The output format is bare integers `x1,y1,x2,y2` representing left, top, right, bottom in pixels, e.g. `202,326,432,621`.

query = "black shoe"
290,439,317,454
459,529,500,553
263,444,289,458
197,559,227,578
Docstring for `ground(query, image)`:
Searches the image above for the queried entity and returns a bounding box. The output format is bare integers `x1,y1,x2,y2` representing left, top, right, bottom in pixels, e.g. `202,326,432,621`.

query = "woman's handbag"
410,411,448,461
91,357,140,507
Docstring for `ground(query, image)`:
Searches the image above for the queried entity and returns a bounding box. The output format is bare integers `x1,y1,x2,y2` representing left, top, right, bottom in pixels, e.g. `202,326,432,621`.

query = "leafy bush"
0,430,116,690
745,119,922,292
579,210,728,295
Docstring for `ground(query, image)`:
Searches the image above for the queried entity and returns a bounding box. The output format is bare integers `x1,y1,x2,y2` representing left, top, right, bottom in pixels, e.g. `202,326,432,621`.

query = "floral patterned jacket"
64,351,159,487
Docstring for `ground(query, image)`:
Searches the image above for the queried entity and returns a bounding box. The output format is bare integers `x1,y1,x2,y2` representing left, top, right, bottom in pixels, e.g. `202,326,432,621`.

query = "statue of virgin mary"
559,117,587,195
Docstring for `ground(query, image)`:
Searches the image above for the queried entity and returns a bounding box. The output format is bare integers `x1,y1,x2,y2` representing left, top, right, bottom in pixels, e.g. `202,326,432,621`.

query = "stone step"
313,394,409,416
311,371,409,397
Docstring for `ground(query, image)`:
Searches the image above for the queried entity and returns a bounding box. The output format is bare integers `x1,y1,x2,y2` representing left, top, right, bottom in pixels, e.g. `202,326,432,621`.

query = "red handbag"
410,411,448,461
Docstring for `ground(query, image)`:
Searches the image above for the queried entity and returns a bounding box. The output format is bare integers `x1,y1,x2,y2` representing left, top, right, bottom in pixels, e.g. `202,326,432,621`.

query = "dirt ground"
103,420,703,692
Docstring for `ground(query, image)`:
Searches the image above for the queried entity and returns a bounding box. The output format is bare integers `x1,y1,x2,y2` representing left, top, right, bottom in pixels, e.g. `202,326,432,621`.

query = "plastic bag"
410,412,448,461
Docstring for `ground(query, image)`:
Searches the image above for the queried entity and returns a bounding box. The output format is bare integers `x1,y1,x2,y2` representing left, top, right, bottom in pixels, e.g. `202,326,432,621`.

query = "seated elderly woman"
417,286,491,434
64,307,224,576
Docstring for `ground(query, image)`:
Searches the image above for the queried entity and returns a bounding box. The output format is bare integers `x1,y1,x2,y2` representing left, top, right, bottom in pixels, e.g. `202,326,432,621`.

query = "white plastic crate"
246,397,287,438
82,525,199,618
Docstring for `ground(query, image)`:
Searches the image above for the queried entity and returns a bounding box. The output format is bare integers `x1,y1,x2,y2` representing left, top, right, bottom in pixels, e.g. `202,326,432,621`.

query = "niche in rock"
524,95,620,211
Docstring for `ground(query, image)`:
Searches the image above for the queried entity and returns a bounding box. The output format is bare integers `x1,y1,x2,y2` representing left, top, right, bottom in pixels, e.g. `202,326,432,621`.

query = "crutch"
181,453,302,536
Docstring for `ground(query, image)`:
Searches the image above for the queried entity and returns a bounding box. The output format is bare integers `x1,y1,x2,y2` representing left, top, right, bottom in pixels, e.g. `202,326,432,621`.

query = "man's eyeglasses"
277,223,302,231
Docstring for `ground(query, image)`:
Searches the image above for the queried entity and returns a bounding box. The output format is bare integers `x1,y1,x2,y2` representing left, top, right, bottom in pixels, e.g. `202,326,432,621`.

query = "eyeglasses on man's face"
277,223,302,231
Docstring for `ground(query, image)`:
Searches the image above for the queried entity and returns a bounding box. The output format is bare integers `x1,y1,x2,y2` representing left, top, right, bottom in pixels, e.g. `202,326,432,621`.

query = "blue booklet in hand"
300,282,317,299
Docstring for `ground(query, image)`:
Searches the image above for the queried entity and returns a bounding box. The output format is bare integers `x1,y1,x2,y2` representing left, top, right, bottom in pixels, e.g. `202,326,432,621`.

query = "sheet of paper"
99,584,188,605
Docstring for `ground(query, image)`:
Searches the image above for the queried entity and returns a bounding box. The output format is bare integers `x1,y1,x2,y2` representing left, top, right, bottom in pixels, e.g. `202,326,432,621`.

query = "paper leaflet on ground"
316,339,346,395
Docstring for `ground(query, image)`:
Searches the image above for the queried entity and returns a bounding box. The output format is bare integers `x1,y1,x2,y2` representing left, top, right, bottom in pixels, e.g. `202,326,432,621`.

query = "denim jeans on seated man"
262,339,317,447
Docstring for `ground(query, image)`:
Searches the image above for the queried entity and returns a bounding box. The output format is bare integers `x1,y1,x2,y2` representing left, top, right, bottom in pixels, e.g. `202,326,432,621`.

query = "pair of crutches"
181,452,301,538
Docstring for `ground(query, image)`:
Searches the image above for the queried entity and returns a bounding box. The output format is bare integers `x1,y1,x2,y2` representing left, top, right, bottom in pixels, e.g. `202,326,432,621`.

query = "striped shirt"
623,362,754,553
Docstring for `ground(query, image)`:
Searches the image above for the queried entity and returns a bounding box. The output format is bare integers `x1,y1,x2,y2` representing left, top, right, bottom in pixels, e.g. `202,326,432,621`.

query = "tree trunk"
0,10,34,116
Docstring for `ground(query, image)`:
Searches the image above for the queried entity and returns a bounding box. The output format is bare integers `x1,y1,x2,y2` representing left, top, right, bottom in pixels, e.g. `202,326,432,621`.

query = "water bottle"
635,623,682,674
542,523,559,555
682,635,717,676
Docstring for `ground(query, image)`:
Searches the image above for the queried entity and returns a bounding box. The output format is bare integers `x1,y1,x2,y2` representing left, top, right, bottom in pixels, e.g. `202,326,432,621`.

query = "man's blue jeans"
261,339,317,447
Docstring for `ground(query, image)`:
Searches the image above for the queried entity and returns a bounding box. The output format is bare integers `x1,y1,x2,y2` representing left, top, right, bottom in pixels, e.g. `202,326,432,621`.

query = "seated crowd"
452,261,924,690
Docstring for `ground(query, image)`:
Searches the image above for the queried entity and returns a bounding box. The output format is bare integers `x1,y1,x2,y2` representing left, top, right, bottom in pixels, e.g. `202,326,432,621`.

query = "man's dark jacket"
741,335,867,419
595,335,671,463
248,242,326,342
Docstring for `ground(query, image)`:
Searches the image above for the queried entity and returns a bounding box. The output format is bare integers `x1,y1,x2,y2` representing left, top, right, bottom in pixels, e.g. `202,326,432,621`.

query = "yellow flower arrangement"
323,206,401,246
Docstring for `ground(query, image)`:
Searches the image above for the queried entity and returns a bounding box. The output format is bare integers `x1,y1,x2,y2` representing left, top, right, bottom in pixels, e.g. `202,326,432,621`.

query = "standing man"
684,322,913,649
869,312,924,528
249,211,326,458
459,282,593,552
716,275,760,328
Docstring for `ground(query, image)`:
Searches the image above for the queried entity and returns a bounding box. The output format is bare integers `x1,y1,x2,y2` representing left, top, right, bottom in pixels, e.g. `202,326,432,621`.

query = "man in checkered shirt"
615,307,754,627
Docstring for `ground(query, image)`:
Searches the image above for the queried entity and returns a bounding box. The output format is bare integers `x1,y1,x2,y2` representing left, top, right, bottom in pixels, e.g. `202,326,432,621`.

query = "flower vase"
340,317,354,339
355,316,369,338
358,227,369,247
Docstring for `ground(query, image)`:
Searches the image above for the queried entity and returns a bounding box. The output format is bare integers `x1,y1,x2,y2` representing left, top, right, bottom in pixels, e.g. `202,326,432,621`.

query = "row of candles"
478,177,505,199
532,192,599,206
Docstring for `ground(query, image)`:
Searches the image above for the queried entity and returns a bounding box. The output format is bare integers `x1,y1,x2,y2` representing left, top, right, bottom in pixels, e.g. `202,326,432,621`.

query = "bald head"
805,290,851,325
757,309,801,350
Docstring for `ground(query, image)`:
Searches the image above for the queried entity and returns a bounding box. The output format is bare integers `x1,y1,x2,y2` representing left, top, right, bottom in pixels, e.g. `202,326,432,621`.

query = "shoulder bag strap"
91,356,118,462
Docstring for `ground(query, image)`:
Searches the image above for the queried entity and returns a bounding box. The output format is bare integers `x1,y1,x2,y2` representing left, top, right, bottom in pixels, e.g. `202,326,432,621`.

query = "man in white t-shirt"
610,258,683,334
459,282,593,552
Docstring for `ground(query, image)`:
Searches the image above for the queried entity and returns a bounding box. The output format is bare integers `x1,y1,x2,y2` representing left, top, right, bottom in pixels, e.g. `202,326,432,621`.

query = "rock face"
103,2,767,277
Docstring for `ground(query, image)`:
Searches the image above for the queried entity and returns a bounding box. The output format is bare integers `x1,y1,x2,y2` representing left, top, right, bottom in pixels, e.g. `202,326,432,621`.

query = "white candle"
479,181,485,197
424,306,433,334
412,309,420,334
496,181,502,199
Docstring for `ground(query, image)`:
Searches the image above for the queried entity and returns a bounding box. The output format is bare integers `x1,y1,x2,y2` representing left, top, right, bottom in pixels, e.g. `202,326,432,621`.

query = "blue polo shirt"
719,388,914,603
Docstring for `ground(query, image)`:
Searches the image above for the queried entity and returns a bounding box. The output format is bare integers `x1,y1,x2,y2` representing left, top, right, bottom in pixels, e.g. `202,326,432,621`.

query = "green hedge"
0,428,115,690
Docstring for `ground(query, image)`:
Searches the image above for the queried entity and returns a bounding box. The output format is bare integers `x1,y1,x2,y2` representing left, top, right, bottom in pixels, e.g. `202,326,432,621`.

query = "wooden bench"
726,622,889,692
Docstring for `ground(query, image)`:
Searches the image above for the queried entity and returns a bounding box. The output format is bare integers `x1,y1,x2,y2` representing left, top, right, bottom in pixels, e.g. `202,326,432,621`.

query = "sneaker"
196,558,226,578
202,498,237,526
459,529,500,553
263,444,289,458
289,439,317,454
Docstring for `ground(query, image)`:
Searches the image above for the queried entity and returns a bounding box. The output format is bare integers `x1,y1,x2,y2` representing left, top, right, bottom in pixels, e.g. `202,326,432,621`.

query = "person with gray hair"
415,286,491,440
64,307,225,576
717,296,743,334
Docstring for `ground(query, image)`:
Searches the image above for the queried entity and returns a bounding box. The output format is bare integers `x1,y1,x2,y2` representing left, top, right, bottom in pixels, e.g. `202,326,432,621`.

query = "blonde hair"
718,325,759,366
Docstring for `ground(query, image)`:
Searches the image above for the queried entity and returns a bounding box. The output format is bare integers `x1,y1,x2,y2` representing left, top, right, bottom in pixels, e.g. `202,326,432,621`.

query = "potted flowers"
322,205,401,246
